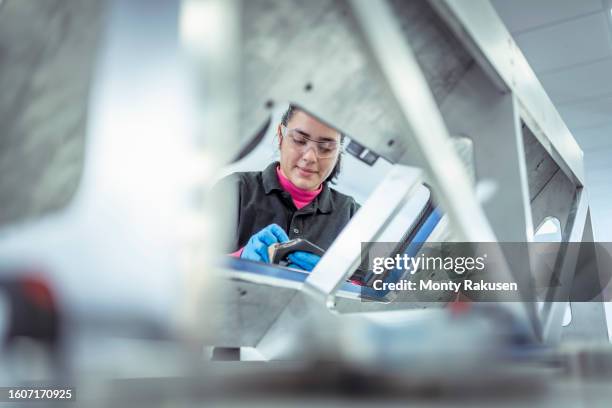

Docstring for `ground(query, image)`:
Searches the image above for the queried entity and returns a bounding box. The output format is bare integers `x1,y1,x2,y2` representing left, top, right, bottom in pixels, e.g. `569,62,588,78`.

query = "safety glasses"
280,125,340,159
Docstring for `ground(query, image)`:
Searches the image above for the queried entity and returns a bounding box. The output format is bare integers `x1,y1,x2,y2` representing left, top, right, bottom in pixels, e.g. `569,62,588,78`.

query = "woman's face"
278,110,341,191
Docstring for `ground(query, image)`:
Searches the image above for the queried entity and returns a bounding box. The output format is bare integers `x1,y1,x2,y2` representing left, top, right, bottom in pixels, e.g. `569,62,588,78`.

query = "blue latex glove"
241,224,289,263
286,251,321,272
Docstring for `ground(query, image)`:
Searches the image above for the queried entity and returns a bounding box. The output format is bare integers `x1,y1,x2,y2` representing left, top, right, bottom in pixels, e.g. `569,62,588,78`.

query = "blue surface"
358,207,443,300
224,257,310,283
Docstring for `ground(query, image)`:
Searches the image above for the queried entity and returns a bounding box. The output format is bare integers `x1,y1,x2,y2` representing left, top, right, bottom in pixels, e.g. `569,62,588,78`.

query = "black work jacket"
219,162,360,252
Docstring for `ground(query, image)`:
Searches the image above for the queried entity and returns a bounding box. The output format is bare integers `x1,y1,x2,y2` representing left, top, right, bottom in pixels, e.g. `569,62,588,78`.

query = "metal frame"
304,165,422,305
430,0,585,187
205,0,603,355
428,0,605,340
346,0,539,335
539,188,590,342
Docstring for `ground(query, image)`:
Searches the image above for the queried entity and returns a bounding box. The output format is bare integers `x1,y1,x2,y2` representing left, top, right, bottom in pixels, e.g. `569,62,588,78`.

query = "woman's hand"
287,251,321,272
241,224,289,263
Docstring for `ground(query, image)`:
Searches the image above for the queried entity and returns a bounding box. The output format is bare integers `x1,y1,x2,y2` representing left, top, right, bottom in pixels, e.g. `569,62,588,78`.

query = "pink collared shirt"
275,166,322,209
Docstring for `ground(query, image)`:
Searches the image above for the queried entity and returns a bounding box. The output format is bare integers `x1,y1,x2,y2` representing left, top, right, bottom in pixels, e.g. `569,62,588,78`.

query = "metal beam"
431,0,585,186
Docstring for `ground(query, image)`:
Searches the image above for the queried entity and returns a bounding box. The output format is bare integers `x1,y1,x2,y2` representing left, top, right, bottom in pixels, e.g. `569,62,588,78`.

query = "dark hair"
280,104,344,184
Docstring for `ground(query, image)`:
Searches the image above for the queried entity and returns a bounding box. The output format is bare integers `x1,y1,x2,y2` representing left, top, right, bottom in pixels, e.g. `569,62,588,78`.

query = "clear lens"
284,127,338,158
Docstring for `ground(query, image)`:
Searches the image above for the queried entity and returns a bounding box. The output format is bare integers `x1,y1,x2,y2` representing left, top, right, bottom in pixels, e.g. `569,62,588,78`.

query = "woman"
224,105,360,271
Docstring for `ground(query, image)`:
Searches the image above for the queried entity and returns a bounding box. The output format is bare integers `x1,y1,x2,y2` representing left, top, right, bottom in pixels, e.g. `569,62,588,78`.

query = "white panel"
540,57,612,104
336,155,393,204
588,205,612,241
514,12,612,73
586,205,612,216
587,187,612,199
583,140,612,244
590,200,612,209
587,180,610,193
584,169,612,183
591,206,612,219
574,123,612,150
586,164,612,175
584,146,612,161
585,181,612,191
557,95,612,129
491,0,603,34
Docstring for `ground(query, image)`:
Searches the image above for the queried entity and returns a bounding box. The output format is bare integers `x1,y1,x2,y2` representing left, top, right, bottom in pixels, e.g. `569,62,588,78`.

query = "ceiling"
491,0,612,240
